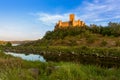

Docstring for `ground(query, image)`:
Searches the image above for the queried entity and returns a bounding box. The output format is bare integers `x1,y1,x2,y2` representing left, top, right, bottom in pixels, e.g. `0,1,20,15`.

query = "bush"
100,40,108,46
115,40,120,47
5,42,12,47
86,34,96,44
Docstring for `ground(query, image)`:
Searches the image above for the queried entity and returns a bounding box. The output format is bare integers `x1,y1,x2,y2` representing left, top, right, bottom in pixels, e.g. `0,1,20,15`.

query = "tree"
6,42,12,47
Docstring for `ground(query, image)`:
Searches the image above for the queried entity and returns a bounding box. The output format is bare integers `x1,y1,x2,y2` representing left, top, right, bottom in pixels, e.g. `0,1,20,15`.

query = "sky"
0,0,120,41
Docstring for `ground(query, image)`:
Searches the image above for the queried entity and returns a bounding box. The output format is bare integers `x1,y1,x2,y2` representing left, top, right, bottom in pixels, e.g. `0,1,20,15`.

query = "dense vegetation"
4,22,120,67
44,22,120,39
21,22,120,47
0,51,120,80
2,22,120,79
5,46,120,67
0,42,12,47
6,46,120,57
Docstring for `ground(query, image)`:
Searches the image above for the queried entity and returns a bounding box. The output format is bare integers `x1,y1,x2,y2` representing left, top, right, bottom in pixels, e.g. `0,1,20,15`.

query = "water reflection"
12,44,19,46
5,52,46,62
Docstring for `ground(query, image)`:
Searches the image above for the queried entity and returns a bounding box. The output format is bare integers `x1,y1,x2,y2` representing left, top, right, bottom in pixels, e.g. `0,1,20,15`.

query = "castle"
55,14,85,29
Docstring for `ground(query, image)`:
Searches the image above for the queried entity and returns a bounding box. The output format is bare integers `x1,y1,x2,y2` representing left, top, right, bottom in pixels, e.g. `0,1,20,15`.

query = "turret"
58,20,62,27
69,14,75,22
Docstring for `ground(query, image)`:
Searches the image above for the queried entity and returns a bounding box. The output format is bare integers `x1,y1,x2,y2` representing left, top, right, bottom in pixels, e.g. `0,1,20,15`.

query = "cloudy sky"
0,0,120,41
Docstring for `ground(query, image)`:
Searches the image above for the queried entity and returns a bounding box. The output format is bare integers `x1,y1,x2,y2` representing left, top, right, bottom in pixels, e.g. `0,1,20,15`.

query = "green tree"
6,42,12,47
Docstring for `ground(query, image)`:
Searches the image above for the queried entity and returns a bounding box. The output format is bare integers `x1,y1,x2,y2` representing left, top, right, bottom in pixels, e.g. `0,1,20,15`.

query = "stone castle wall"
61,22,69,27
55,14,85,29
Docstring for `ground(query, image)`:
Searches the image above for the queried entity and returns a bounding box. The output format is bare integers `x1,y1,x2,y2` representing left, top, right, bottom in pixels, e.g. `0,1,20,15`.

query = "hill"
8,40,33,44
21,22,120,47
0,41,6,45
5,22,120,67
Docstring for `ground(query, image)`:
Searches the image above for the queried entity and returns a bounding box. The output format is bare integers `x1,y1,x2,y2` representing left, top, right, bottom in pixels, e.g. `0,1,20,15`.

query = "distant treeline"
44,22,120,40
89,22,120,37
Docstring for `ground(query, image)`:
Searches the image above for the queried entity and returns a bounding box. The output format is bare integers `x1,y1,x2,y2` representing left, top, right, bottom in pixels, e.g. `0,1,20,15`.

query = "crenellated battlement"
55,14,85,29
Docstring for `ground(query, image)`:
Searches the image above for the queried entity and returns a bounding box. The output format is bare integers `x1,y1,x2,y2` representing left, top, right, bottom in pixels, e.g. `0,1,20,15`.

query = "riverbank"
0,51,120,80
4,46,120,67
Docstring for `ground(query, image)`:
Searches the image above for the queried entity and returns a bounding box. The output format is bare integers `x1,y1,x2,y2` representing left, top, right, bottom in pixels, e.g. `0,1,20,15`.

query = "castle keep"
55,14,85,29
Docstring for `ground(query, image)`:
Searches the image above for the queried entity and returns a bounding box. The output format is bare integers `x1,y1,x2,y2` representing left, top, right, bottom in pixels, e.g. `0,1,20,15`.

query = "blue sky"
0,0,120,41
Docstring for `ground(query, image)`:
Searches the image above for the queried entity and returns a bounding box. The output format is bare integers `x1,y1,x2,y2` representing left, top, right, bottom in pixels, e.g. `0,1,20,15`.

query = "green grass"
0,52,120,80
7,46,120,57
5,46,120,67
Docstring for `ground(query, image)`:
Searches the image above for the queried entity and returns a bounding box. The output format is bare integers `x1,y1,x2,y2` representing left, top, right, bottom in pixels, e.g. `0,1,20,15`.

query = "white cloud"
74,0,120,25
33,12,70,26
34,0,120,26
1,0,120,41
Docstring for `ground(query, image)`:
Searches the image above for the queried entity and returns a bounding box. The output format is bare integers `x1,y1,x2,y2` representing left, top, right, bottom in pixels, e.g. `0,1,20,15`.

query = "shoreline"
4,46,120,67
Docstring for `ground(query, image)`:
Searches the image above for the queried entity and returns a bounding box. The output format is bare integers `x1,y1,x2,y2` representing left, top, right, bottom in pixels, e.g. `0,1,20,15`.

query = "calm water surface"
12,44,20,46
5,52,46,62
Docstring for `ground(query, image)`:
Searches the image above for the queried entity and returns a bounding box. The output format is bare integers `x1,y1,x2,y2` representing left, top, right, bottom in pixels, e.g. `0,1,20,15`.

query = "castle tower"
78,19,80,26
69,14,75,21
55,14,85,30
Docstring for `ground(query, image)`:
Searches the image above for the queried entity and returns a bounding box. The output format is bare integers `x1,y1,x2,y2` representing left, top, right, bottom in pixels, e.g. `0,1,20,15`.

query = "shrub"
86,34,96,44
100,40,108,46
115,40,120,47
5,42,12,47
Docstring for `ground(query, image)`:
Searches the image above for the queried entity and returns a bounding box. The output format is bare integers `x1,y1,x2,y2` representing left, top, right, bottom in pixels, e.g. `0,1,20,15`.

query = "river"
12,44,20,46
5,52,46,62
